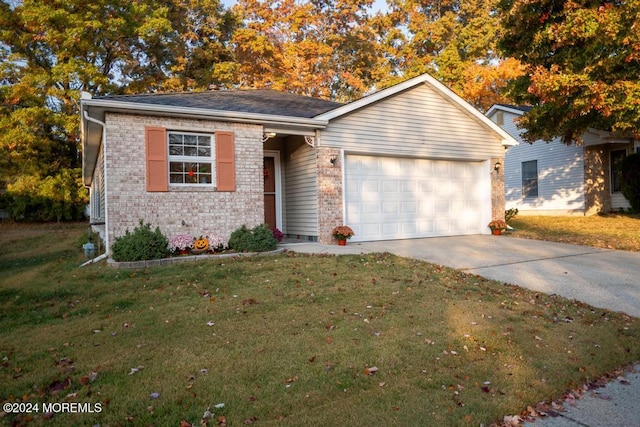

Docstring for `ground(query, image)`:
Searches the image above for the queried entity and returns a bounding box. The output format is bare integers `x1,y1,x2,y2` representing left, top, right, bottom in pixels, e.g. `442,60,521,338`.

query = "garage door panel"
345,155,488,242
401,201,416,213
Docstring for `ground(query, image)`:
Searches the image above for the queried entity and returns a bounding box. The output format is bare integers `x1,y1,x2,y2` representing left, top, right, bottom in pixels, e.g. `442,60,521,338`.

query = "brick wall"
584,146,609,214
316,147,343,244
104,113,263,252
491,156,506,221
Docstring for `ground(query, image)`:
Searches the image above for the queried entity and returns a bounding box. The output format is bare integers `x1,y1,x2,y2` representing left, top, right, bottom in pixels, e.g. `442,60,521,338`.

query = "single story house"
486,104,639,215
81,73,516,254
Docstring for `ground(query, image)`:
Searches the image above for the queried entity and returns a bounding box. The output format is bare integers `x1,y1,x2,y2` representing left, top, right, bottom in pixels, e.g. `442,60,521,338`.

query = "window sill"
169,186,217,192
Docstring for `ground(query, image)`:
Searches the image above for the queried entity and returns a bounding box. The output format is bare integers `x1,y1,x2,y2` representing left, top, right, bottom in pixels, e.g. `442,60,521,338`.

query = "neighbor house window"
168,132,214,185
610,149,626,193
522,160,538,198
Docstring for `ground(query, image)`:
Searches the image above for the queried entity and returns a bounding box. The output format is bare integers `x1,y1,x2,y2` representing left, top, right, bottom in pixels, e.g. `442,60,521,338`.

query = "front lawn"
1,223,639,426
509,213,640,252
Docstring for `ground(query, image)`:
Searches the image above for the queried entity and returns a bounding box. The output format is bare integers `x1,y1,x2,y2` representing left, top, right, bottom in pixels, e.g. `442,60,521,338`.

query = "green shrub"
111,220,169,261
228,223,277,252
620,153,640,212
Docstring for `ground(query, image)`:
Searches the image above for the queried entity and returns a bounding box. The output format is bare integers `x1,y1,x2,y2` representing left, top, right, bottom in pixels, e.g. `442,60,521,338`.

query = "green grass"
1,223,639,426
509,213,640,251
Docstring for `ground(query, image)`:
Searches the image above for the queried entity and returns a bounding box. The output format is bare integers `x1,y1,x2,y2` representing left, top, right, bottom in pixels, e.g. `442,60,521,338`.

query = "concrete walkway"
280,235,640,427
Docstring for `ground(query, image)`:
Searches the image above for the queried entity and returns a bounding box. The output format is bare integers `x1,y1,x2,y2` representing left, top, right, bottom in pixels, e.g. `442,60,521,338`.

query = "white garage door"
345,155,490,242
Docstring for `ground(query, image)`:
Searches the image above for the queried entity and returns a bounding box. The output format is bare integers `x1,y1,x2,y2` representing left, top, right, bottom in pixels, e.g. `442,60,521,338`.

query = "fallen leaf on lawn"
129,365,144,375
217,415,227,426
80,371,98,385
180,421,192,427
503,415,521,426
325,336,333,344
243,416,258,424
364,366,378,376
284,375,299,384
49,377,71,393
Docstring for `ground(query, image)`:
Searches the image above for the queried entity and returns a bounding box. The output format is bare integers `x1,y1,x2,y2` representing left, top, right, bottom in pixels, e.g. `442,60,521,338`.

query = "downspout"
83,110,110,262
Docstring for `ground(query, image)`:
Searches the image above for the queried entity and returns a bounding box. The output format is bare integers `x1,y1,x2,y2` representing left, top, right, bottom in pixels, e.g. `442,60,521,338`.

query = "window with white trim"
522,160,538,198
168,132,215,186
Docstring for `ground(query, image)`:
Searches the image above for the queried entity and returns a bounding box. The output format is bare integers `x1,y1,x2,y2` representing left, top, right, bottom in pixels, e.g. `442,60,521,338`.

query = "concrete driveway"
283,235,640,318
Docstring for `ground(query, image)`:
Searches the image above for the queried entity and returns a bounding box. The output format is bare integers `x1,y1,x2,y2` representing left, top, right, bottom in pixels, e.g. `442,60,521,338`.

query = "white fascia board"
82,99,329,130
486,104,525,117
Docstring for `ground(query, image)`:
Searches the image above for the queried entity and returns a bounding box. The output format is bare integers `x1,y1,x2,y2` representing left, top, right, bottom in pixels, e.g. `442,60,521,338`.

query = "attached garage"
316,74,516,243
344,154,490,242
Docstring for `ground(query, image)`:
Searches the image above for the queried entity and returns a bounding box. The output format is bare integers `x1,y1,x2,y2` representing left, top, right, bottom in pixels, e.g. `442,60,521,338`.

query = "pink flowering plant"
169,233,194,253
204,233,227,252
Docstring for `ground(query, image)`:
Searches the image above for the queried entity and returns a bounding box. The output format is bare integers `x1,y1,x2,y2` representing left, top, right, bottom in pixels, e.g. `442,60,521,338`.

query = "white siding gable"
320,84,505,161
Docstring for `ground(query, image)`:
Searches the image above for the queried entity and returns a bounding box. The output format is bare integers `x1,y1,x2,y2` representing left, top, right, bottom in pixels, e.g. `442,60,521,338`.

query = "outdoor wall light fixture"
262,132,277,143
330,155,338,166
494,161,501,172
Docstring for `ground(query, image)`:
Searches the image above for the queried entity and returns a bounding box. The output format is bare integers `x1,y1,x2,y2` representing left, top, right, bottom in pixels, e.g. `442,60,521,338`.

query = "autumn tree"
497,0,640,143
374,0,523,110
230,0,380,101
0,0,237,220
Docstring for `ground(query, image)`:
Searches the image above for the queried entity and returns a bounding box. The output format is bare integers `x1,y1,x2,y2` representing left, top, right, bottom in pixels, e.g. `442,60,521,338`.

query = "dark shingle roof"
95,89,343,118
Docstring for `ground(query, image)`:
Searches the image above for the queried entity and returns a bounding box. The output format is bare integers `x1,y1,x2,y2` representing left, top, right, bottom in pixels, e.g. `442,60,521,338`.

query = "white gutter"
82,99,329,130
82,110,110,256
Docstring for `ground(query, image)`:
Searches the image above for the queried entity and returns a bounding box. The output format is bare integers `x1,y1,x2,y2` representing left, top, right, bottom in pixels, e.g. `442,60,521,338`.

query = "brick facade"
491,156,506,221
583,142,635,214
583,146,609,215
316,147,343,244
104,113,263,251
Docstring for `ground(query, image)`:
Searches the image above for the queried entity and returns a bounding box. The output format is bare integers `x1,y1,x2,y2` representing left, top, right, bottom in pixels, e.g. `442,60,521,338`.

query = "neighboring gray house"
486,104,638,215
81,74,516,255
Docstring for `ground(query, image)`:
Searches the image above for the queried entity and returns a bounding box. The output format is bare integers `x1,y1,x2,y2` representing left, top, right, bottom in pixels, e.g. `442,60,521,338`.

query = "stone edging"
106,248,286,269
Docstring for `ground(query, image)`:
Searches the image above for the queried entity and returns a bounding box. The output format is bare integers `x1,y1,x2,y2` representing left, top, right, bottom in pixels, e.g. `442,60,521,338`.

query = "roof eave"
82,99,329,130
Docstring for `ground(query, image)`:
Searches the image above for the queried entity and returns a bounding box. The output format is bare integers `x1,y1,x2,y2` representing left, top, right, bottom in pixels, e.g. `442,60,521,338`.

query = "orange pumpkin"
193,238,209,251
